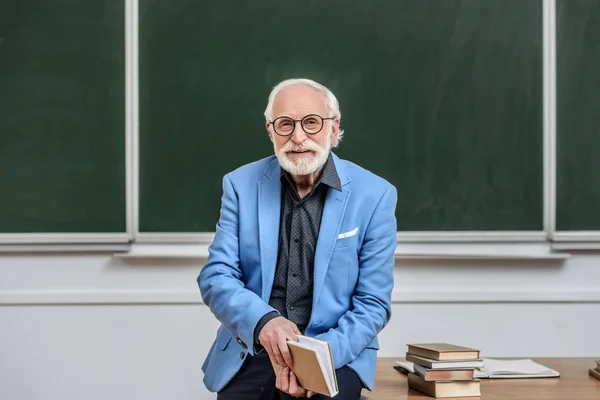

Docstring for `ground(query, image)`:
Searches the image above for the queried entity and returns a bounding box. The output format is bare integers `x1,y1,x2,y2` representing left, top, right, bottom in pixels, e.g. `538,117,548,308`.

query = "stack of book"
404,343,483,398
590,360,600,380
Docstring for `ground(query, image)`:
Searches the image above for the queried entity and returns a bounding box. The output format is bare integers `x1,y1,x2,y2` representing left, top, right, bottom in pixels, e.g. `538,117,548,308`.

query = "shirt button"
294,238,299,243
289,306,295,311
240,352,245,360
292,273,298,278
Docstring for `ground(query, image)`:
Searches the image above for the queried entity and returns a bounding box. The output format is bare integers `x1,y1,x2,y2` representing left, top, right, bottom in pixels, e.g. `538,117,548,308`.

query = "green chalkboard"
557,0,600,231
139,0,543,233
0,0,126,233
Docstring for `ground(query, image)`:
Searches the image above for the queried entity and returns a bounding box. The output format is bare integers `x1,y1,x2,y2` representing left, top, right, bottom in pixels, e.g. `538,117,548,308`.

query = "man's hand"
258,316,300,368
276,367,315,398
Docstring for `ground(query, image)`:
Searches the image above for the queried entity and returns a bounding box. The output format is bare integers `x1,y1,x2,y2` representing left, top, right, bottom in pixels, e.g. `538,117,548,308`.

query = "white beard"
275,132,331,176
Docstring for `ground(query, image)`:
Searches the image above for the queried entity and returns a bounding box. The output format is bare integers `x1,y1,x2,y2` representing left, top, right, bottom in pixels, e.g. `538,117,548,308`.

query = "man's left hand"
275,366,315,398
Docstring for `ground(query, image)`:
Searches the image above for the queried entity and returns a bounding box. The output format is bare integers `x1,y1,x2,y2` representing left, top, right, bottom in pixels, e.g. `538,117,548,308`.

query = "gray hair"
264,78,344,146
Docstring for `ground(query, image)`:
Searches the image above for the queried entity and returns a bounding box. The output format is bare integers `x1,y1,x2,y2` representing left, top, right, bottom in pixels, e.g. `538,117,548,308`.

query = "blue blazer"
198,153,397,392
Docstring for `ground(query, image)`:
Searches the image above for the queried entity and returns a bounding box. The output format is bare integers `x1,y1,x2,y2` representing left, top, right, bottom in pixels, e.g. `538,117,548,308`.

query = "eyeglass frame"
268,114,335,137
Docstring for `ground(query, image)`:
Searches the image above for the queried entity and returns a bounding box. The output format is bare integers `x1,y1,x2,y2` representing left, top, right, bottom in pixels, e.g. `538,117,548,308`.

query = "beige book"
271,335,338,397
413,363,475,381
406,354,484,369
590,368,600,381
407,343,480,361
407,372,481,398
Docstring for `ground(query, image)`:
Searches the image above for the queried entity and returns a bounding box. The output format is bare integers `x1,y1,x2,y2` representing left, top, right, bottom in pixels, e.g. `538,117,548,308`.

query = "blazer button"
240,352,245,360
236,338,248,350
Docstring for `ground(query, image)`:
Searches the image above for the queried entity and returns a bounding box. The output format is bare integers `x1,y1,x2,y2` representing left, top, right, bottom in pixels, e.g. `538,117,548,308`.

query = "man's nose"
290,122,308,144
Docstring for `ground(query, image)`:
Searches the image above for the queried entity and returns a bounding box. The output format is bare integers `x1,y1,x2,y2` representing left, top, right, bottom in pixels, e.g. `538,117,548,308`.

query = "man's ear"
266,122,273,142
330,117,340,146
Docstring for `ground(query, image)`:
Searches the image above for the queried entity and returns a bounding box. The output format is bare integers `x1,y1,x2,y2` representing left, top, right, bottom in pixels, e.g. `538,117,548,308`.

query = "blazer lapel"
258,158,282,301
312,154,351,306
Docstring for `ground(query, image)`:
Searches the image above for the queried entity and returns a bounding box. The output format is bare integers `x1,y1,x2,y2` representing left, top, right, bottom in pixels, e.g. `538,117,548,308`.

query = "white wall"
1,246,599,400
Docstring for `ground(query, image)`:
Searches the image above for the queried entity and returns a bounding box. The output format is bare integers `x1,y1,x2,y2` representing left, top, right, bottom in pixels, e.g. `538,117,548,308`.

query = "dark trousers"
217,351,363,400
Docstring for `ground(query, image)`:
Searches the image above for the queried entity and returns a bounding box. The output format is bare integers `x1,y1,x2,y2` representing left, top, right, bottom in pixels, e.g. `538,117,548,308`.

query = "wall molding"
111,242,568,261
1,288,599,306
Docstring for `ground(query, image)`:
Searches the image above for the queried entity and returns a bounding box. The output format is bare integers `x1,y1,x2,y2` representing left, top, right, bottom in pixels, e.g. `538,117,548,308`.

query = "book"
271,335,338,397
590,368,600,380
413,363,475,381
407,343,480,361
393,363,413,375
406,354,484,369
396,358,560,379
477,358,560,379
396,360,485,378
407,372,481,398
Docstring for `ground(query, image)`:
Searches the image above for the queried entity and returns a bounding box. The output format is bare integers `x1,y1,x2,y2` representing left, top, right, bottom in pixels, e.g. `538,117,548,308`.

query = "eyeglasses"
269,114,334,136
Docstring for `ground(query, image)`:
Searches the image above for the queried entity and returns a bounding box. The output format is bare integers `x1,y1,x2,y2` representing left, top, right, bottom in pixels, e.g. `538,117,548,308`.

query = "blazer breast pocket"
331,234,360,292
334,227,359,249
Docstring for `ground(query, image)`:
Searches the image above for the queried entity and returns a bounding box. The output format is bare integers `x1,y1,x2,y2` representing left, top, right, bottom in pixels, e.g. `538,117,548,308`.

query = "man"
198,78,397,399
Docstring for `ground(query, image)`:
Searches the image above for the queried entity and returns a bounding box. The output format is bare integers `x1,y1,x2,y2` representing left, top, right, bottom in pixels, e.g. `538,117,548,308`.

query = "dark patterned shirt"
254,153,341,343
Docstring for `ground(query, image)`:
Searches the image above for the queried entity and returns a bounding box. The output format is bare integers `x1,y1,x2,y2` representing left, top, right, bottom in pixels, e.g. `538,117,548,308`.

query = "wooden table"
362,358,600,399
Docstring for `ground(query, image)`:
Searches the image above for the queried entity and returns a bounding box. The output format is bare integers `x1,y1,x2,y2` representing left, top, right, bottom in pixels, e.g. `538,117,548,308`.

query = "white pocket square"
337,227,358,239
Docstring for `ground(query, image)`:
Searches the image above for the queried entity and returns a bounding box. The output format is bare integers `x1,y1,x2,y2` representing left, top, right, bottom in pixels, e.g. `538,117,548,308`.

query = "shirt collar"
280,152,342,192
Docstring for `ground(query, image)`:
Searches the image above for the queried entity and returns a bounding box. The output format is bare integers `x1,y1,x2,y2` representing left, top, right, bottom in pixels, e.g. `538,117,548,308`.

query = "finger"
289,372,307,397
307,390,315,398
288,369,298,393
288,329,300,341
272,341,286,366
283,322,300,338
275,367,281,390
279,339,294,368
264,342,279,367
280,367,290,392
291,324,301,335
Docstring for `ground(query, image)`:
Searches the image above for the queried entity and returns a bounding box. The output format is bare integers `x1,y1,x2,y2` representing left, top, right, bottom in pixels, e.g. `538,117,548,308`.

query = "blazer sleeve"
314,184,397,368
197,175,277,353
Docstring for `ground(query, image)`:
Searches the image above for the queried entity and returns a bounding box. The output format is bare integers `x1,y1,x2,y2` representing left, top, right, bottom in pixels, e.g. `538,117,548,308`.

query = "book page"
481,359,560,378
394,360,415,373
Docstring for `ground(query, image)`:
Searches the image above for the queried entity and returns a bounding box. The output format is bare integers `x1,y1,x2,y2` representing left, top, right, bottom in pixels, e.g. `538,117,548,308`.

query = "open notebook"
271,335,338,397
396,358,560,379
477,358,560,378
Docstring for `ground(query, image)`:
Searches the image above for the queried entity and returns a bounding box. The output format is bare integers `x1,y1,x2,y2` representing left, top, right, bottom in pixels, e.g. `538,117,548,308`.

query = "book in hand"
407,373,481,398
271,335,338,397
407,343,481,361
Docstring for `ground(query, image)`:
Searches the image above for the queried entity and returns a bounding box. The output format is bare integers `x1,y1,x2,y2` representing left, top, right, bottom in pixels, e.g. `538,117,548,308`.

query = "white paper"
480,358,560,378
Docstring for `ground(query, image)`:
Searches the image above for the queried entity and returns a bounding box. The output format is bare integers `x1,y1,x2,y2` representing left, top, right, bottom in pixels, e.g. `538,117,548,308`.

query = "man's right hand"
258,316,301,368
